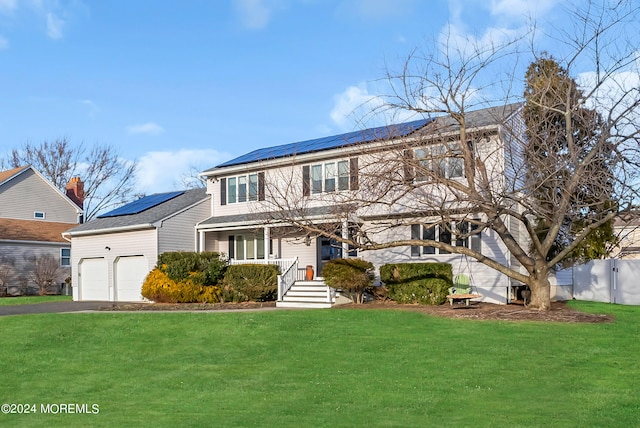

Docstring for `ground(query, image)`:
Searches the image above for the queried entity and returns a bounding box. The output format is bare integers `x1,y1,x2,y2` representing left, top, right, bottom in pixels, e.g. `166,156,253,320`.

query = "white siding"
362,223,510,304
158,199,210,254
0,169,79,223
71,229,158,301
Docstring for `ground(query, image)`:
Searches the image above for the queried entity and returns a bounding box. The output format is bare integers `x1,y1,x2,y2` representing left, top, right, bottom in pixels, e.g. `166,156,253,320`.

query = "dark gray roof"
417,103,522,134
198,206,348,228
66,188,208,235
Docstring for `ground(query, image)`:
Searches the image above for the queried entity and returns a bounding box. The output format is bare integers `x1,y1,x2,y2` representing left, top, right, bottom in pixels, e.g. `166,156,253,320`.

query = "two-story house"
67,103,532,306
0,166,83,295
196,104,524,307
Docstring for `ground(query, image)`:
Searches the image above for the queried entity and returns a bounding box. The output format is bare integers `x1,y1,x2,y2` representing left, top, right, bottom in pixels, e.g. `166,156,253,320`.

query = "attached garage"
115,256,148,301
79,258,109,300
64,189,210,302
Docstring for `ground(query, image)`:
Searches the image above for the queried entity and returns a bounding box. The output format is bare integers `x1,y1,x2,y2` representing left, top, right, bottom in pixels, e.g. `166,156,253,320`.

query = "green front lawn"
0,301,638,427
0,295,72,305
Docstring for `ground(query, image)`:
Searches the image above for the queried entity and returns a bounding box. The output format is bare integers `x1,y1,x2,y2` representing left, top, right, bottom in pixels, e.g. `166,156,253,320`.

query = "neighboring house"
0,166,83,295
196,104,526,306
64,188,210,301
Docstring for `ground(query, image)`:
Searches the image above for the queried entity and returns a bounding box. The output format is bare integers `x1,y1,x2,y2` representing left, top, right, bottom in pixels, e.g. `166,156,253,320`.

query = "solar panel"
215,118,430,168
97,191,185,218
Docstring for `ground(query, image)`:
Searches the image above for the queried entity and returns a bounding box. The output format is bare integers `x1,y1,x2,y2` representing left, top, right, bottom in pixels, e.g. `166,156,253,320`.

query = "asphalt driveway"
0,301,120,316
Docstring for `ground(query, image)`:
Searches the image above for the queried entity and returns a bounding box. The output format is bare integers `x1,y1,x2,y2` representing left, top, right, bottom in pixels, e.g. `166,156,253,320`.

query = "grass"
0,295,72,305
0,301,638,427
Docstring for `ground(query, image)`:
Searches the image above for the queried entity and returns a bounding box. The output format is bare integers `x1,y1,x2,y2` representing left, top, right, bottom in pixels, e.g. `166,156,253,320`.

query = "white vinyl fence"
573,259,640,305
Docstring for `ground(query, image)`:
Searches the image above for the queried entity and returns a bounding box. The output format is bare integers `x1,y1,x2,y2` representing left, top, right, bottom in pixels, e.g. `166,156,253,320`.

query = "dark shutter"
228,235,234,259
220,178,227,206
403,150,414,182
302,165,310,197
411,224,420,257
350,158,359,190
258,172,265,201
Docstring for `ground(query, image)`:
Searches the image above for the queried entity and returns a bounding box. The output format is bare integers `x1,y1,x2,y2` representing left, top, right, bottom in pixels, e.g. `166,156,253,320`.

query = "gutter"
64,223,156,237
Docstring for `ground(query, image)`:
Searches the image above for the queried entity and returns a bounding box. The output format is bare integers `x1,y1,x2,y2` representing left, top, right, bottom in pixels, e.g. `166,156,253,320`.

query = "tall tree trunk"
528,259,551,310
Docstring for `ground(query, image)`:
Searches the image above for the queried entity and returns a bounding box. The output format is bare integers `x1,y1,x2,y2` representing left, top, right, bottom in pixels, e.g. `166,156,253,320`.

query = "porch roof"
197,206,350,230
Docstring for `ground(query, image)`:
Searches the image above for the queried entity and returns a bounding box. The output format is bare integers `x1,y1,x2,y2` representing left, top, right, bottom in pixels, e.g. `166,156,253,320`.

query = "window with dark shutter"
228,235,235,259
350,157,359,190
403,150,414,182
258,172,265,201
220,178,227,206
302,165,310,197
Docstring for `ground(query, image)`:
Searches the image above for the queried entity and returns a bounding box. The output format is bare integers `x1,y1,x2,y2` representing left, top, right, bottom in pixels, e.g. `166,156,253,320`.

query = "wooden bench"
446,293,482,306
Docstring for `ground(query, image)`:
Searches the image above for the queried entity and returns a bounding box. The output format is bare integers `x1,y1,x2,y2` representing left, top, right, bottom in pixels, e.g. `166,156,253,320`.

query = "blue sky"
0,0,573,193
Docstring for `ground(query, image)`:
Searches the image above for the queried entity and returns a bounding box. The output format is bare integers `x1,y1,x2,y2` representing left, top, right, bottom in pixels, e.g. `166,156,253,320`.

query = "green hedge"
221,264,279,302
157,251,227,286
379,263,452,305
322,259,374,304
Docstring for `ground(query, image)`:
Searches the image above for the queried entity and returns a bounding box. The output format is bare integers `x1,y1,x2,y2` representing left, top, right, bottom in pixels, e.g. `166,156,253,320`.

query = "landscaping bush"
221,264,279,302
379,263,452,305
141,268,220,303
157,251,227,286
322,258,374,304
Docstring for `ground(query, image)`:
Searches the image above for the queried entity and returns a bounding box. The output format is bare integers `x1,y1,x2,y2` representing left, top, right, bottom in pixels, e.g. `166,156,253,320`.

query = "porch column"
198,230,206,252
342,220,349,257
264,227,270,259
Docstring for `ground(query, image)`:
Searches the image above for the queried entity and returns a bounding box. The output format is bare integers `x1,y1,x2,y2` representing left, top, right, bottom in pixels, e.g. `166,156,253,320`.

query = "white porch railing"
228,257,298,301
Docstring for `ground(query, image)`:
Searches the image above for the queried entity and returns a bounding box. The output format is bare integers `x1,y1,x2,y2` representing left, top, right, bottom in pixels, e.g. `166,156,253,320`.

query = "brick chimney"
65,177,85,209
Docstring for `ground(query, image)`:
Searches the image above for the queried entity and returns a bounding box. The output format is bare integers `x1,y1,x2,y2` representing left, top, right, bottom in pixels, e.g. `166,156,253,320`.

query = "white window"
226,173,262,204
413,143,464,181
61,248,71,266
411,221,480,256
228,235,267,260
34,211,45,219
306,160,353,195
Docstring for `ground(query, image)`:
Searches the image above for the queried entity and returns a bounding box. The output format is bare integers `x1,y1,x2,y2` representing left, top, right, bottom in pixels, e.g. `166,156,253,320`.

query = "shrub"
157,251,227,285
141,268,220,303
221,264,279,302
322,258,374,304
379,263,452,305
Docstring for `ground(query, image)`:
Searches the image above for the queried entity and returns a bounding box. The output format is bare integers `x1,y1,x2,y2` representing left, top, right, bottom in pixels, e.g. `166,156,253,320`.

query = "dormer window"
34,211,45,219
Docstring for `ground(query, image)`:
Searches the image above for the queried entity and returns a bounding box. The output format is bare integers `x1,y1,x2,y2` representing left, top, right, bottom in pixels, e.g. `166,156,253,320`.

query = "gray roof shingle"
66,188,208,235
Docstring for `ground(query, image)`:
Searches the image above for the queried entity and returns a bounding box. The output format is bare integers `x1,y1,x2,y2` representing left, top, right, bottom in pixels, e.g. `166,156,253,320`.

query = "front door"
317,237,342,276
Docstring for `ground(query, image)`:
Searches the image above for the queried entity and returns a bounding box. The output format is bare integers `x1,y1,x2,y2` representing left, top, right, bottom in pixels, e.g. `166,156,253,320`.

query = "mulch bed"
336,300,614,323
99,300,613,323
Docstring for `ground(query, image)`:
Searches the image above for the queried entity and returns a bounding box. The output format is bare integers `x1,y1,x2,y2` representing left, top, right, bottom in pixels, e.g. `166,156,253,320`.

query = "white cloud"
439,22,525,60
136,149,228,194
233,0,288,30
330,83,424,130
80,99,99,118
330,84,384,129
489,0,558,19
0,0,17,14
126,122,165,136
46,12,64,39
0,35,8,49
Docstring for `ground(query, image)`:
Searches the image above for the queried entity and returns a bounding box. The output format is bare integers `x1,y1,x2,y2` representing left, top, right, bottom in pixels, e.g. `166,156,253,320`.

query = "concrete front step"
276,280,334,309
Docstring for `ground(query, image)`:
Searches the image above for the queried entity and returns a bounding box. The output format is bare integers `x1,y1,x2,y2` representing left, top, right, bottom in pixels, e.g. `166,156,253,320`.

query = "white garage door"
79,258,109,301
115,256,148,301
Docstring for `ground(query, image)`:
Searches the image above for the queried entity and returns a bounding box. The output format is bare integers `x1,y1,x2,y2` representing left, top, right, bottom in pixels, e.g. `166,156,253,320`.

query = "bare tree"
258,0,640,310
2,138,138,220
0,255,15,296
27,254,62,296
